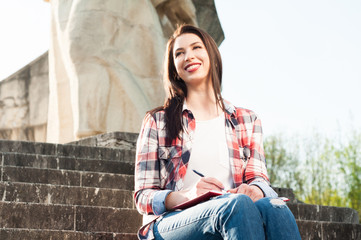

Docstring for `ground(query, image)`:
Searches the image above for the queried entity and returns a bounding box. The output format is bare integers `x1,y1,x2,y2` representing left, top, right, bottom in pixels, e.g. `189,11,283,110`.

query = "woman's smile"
185,63,201,72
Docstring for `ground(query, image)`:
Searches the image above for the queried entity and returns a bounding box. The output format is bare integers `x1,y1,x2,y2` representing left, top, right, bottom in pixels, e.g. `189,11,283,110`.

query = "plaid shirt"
134,100,273,239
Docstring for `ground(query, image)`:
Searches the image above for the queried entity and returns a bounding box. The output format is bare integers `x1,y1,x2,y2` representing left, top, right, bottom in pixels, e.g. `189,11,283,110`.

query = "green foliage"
264,134,304,193
264,130,361,221
336,132,361,218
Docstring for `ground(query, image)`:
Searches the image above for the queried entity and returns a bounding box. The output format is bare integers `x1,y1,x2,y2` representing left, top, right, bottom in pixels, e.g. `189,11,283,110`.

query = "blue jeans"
153,194,301,240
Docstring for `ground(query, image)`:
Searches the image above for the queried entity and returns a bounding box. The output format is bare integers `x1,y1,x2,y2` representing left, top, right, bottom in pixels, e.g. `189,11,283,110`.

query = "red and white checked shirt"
134,100,275,239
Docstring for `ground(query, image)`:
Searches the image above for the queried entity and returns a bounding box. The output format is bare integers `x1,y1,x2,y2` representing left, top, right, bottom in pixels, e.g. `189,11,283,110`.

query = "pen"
192,169,205,177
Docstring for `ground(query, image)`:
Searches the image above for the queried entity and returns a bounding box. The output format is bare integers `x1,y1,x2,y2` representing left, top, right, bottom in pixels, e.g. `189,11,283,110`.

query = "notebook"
172,190,223,210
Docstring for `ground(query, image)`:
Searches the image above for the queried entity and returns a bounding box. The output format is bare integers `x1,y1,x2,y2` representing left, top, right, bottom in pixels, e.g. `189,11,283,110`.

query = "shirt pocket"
158,146,182,188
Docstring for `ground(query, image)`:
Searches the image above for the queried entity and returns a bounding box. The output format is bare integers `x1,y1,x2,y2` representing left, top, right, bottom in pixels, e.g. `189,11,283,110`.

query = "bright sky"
1,0,360,138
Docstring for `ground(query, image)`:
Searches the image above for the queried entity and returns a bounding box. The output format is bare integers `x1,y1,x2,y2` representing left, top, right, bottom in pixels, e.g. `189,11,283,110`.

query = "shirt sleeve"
134,113,169,216
152,190,173,215
249,181,278,198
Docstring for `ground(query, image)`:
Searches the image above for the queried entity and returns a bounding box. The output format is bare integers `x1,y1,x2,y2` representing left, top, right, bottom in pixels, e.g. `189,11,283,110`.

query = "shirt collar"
182,98,237,118
223,99,236,117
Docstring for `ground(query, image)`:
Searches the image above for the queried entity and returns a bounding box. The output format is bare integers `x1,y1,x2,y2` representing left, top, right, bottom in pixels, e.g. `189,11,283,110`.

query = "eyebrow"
174,41,203,53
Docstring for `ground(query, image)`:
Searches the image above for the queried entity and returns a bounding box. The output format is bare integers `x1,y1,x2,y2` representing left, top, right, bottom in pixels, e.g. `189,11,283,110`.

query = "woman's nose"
184,50,195,61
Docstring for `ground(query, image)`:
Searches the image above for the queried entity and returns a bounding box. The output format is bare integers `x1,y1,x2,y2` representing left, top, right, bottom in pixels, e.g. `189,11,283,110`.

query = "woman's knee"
255,197,293,221
255,197,288,211
223,194,254,209
216,194,257,219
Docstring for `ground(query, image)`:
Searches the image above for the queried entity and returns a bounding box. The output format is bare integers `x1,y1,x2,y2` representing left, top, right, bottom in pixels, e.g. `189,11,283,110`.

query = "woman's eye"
175,52,183,57
194,45,201,50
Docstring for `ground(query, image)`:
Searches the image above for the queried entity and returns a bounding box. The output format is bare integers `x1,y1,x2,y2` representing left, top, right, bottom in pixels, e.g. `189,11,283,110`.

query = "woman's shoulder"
147,106,165,118
223,99,258,119
142,106,166,125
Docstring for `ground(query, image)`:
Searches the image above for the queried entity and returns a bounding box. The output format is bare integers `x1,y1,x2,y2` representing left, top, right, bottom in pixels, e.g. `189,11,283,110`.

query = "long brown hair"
152,24,224,140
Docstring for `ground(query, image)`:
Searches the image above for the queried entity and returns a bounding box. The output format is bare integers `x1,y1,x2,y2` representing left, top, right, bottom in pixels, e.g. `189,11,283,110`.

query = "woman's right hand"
165,177,225,210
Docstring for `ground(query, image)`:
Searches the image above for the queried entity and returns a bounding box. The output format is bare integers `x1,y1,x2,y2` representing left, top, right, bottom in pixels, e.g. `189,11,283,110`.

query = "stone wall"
0,52,49,142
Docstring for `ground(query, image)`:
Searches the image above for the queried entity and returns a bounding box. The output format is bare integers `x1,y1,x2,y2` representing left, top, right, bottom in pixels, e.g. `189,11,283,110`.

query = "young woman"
134,24,301,240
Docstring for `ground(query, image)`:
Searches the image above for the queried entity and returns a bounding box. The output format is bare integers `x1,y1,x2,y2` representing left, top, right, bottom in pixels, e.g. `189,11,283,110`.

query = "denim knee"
215,194,258,224
255,197,287,211
255,197,294,223
219,194,254,213
254,198,301,240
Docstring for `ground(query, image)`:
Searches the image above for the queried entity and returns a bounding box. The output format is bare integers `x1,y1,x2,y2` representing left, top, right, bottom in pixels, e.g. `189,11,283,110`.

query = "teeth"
186,64,200,71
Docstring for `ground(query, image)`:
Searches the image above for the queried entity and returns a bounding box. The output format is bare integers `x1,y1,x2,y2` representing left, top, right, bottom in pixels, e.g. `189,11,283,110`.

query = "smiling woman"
133,24,302,240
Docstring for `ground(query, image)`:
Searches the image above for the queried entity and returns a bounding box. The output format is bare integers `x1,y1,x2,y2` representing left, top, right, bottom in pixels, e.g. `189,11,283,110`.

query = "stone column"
47,0,169,143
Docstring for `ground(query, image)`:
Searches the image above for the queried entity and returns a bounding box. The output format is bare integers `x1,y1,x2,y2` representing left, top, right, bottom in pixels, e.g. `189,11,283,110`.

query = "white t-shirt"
182,113,233,191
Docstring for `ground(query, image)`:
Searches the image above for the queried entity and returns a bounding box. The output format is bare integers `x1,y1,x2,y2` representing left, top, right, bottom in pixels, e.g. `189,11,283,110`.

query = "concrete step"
296,220,361,240
0,201,142,234
0,182,134,209
1,152,135,175
2,166,134,190
0,139,135,162
289,202,359,224
0,229,138,240
1,181,358,225
70,131,139,150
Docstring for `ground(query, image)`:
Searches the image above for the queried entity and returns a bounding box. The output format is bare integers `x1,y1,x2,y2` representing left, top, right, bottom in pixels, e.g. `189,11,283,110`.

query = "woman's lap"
153,194,301,240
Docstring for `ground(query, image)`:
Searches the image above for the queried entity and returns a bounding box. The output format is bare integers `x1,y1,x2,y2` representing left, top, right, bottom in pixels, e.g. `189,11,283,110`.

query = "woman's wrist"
165,190,190,210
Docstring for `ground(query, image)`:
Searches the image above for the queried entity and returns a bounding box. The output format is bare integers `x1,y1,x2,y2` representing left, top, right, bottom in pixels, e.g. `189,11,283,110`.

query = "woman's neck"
186,87,222,121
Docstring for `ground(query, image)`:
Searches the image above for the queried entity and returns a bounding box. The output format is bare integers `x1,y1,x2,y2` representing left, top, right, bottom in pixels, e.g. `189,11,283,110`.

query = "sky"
0,0,360,139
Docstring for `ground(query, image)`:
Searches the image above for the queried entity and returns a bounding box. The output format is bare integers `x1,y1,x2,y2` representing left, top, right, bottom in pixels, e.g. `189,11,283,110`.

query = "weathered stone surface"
192,0,224,45
0,52,48,142
0,229,138,240
47,0,169,143
0,140,56,155
2,152,134,175
322,221,361,240
3,166,81,186
81,172,134,190
0,202,74,230
0,70,29,129
3,152,58,169
76,206,142,233
0,229,86,240
296,220,361,240
0,182,134,209
2,165,134,190
289,203,360,224
0,140,135,162
71,158,134,175
56,144,123,161
72,131,138,150
296,220,322,240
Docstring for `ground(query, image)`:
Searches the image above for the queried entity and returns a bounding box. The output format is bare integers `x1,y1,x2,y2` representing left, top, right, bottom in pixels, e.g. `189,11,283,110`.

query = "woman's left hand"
228,184,264,202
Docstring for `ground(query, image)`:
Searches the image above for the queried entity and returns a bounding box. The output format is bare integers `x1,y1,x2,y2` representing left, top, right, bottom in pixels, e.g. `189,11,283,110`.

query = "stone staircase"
0,132,360,239
0,132,141,239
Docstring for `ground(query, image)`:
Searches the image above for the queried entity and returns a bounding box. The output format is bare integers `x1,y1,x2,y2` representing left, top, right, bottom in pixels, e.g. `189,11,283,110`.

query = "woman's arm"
232,109,278,200
134,113,169,216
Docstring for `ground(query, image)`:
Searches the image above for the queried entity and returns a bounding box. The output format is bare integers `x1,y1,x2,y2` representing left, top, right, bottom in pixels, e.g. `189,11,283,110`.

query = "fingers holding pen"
196,177,225,193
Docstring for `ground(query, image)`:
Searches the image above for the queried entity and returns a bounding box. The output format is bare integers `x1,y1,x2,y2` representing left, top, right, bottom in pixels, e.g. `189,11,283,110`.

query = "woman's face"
173,33,210,89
